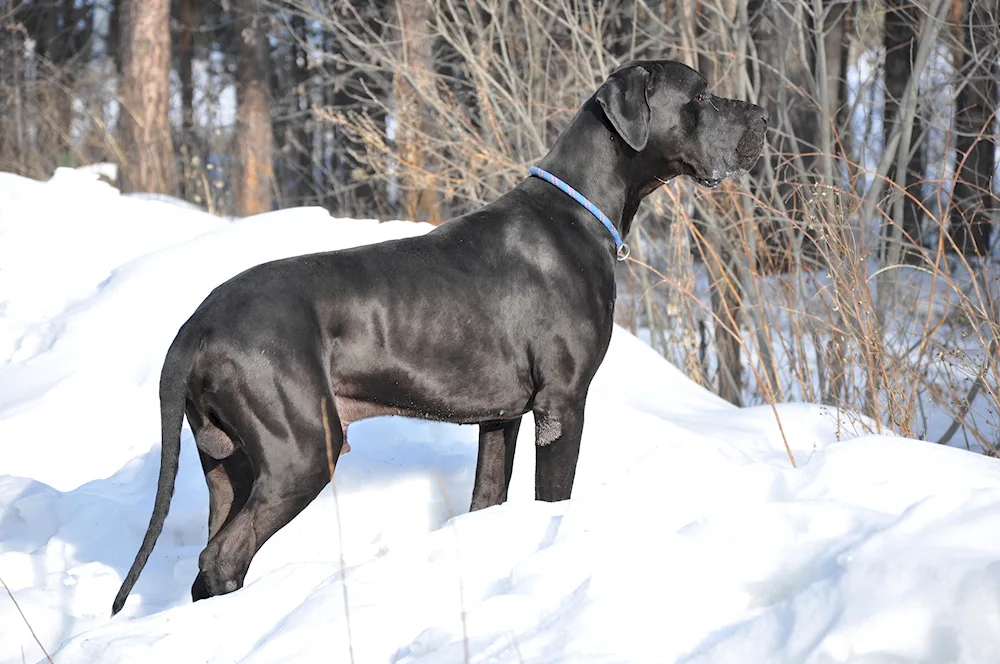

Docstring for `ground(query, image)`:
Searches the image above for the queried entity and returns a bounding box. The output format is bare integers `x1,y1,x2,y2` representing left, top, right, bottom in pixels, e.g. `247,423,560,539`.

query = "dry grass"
301,0,998,450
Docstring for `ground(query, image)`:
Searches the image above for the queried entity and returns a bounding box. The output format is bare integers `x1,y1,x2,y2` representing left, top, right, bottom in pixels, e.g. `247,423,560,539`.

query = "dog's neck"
536,98,652,240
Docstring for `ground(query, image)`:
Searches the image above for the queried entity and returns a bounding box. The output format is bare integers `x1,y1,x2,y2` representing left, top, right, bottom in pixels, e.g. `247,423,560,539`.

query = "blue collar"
529,166,630,261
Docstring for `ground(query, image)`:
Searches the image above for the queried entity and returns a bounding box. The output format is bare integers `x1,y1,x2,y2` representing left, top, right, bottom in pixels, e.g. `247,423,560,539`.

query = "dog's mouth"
675,162,725,190
673,159,747,190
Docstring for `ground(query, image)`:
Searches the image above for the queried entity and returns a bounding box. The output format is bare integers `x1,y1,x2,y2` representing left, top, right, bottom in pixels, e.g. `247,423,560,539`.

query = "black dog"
112,60,766,615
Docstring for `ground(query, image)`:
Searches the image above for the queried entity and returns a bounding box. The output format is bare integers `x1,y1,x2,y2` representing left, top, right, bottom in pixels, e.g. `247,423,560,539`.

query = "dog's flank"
112,60,766,615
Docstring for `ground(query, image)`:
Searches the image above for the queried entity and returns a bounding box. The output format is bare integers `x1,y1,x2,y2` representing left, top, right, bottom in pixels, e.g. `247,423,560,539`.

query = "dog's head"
595,60,767,189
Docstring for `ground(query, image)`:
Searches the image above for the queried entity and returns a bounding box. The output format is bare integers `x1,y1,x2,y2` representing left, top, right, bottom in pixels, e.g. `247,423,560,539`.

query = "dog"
112,60,766,615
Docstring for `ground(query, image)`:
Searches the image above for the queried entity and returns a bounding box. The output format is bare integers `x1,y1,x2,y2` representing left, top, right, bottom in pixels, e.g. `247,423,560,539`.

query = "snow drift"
1,168,999,663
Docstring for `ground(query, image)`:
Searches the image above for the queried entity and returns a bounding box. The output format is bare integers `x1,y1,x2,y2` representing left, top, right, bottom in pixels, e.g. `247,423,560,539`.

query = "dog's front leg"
533,402,585,502
470,418,522,511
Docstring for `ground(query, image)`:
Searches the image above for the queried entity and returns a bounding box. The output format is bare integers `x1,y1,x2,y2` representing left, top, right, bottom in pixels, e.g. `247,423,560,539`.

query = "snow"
2,168,1000,663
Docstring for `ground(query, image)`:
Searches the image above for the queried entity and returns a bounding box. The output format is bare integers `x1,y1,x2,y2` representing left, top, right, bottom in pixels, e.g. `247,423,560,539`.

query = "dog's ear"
596,65,652,152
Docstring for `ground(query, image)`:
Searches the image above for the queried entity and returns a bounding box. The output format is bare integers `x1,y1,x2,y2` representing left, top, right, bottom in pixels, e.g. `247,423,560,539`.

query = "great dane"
112,60,767,615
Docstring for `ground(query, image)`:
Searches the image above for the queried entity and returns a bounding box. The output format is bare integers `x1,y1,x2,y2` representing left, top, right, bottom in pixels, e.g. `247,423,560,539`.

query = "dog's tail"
111,327,196,616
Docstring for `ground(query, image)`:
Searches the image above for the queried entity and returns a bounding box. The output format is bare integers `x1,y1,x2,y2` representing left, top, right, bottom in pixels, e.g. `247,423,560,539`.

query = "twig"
432,471,470,664
936,337,998,446
0,573,54,664
625,253,797,469
321,398,356,664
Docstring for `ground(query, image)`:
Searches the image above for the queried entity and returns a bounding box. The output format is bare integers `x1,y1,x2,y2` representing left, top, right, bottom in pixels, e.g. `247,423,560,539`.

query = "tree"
119,0,175,194
883,0,926,260
234,0,274,216
326,17,387,218
391,0,443,224
177,0,199,203
290,12,315,206
948,0,997,256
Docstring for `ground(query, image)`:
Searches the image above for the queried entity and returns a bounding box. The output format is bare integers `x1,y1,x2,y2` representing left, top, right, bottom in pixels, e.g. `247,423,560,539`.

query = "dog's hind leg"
470,417,521,511
188,405,253,539
191,466,330,600
198,448,253,540
191,378,342,601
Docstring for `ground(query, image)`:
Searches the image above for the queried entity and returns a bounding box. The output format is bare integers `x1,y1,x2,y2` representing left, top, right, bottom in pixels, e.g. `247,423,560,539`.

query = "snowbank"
2,169,999,663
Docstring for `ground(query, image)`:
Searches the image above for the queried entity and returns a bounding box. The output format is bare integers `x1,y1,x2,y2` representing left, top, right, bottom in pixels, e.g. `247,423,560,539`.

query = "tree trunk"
884,0,926,260
234,0,274,216
747,0,825,272
824,0,852,135
291,13,315,207
0,1,25,170
177,0,198,202
837,3,853,135
178,0,199,203
749,0,820,184
119,0,175,194
268,15,287,209
948,0,997,256
326,23,382,218
392,0,443,224
109,0,122,75
52,0,73,164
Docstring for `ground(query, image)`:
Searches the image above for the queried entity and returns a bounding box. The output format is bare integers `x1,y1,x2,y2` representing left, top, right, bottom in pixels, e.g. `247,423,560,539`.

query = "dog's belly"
333,394,420,428
333,389,529,429
332,390,528,454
